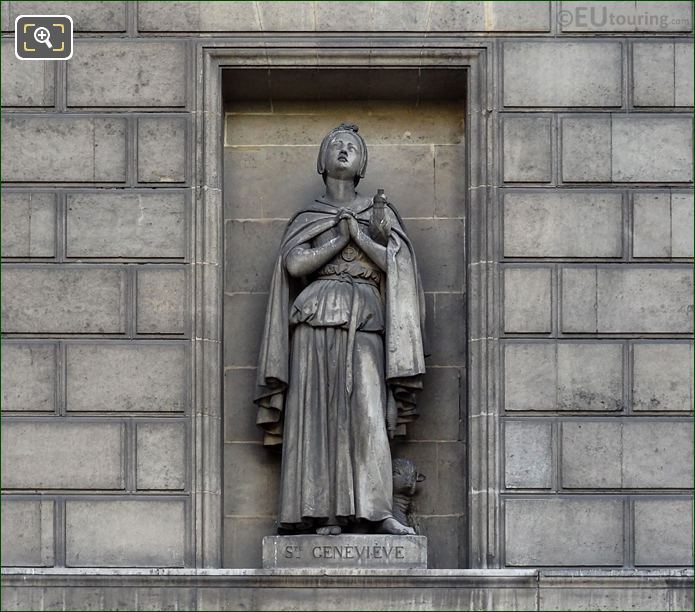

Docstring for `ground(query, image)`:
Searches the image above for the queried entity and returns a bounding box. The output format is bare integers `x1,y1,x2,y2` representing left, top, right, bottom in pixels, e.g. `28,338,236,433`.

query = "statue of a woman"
255,123,426,536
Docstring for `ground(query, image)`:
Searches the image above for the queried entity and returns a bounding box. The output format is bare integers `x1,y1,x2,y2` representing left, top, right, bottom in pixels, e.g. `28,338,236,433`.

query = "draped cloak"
254,197,427,527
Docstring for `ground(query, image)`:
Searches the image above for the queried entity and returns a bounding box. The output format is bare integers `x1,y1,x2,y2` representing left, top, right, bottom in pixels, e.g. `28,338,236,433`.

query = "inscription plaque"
262,535,427,569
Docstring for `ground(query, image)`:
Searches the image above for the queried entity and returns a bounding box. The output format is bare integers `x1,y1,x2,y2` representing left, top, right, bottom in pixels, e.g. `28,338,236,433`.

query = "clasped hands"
335,208,362,244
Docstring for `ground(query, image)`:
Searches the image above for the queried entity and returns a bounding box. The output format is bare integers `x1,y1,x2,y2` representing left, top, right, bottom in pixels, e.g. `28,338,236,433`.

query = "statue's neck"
324,176,356,205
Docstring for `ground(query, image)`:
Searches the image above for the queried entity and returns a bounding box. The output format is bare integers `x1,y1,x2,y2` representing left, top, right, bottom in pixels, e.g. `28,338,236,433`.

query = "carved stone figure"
391,458,426,530
255,123,427,536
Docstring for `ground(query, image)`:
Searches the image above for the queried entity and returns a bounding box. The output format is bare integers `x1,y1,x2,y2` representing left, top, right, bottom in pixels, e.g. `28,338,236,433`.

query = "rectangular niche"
221,67,467,569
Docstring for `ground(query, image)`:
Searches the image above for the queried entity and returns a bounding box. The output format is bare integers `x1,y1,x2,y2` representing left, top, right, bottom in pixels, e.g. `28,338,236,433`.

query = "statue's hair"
317,123,368,185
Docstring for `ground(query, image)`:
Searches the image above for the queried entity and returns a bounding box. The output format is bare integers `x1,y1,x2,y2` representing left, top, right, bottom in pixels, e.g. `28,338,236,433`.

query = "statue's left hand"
345,215,360,238
338,209,361,238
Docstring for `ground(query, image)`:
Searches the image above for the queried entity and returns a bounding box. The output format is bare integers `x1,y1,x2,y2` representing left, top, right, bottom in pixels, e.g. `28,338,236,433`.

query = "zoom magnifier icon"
15,15,73,60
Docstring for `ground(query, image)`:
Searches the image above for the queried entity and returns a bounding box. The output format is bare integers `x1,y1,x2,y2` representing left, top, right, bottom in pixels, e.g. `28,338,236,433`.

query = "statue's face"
323,132,363,180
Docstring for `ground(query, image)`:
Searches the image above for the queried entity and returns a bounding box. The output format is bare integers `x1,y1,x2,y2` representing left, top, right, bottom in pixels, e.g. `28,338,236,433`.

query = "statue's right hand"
337,218,350,242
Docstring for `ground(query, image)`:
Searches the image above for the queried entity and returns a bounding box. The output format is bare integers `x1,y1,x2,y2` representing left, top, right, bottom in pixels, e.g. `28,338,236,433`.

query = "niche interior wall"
221,66,468,568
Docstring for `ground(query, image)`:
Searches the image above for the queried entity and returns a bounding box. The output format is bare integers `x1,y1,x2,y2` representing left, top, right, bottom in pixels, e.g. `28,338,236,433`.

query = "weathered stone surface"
137,116,187,183
409,367,461,442
1,192,56,258
504,343,556,411
263,535,427,569
633,193,671,258
633,43,675,107
503,42,622,107
612,116,693,182
65,500,185,567
634,499,694,566
1,421,124,489
633,343,693,412
671,193,695,257
427,292,466,367
257,1,315,31
138,1,261,31
66,344,187,412
223,443,279,516
224,145,317,219
503,267,552,333
504,420,552,489
622,422,693,488
504,342,623,412
561,421,622,488
430,1,550,32
562,420,694,488
67,42,186,107
563,266,693,334
361,145,438,218
1,344,55,412
675,42,694,107
224,368,259,442
538,572,693,611
223,517,276,569
505,499,623,566
1,116,126,182
223,293,268,367
66,192,186,258
503,192,622,258
596,267,693,333
416,515,464,569
1,499,54,566
225,220,286,292
406,219,465,292
561,116,611,182
503,116,552,182
137,267,187,335
1,267,126,334
0,41,54,107
225,102,463,146
136,421,186,490
561,267,597,332
3,2,126,31
433,145,466,218
138,1,548,32
560,1,693,32
557,343,623,411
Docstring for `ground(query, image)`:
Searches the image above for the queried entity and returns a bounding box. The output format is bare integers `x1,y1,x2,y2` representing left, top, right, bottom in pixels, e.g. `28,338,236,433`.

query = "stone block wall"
1,0,693,581
497,5,694,568
1,1,193,569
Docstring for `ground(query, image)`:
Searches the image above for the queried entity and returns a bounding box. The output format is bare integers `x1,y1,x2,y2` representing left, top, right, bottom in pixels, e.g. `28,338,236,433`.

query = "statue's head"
317,123,368,186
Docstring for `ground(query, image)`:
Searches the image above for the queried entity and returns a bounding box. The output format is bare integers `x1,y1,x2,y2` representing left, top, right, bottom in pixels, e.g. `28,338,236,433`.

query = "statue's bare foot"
379,517,415,535
316,525,342,535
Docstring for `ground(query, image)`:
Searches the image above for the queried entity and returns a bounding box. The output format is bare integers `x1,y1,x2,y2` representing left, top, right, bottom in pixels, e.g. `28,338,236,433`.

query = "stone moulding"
1,568,692,611
193,37,498,571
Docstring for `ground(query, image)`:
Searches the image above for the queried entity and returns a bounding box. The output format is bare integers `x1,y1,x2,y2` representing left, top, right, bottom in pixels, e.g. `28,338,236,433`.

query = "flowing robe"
255,197,426,528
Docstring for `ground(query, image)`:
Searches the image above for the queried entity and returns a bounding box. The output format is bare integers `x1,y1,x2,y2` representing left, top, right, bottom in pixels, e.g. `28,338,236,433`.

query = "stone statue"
255,123,427,536
391,458,426,530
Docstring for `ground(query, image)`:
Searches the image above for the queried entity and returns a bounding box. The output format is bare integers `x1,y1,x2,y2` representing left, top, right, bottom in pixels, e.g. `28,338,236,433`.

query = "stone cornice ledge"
538,568,694,589
3,568,692,611
2,568,537,589
2,567,692,587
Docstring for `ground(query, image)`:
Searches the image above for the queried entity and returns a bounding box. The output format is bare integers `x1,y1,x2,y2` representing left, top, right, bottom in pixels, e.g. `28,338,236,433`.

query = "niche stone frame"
194,40,498,568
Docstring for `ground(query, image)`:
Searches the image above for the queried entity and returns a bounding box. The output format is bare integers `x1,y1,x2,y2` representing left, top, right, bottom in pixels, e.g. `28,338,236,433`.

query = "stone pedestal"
262,535,427,569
